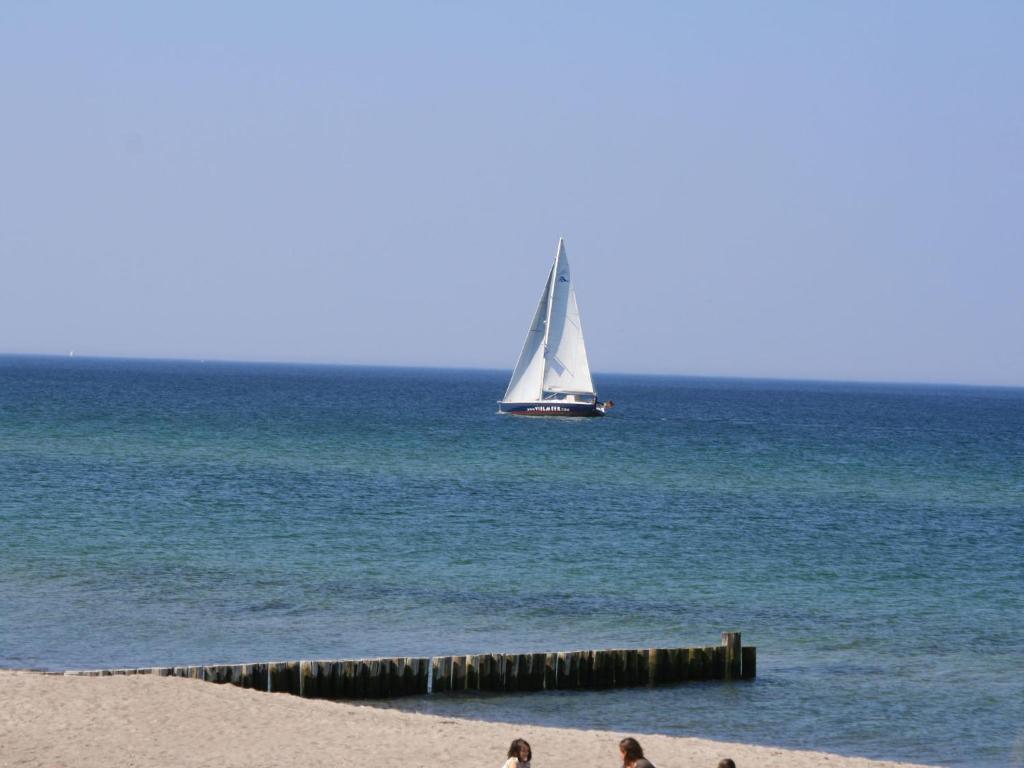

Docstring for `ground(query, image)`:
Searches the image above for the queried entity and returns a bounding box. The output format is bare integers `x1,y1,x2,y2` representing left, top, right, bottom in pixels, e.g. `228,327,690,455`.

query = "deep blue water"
1,356,1022,766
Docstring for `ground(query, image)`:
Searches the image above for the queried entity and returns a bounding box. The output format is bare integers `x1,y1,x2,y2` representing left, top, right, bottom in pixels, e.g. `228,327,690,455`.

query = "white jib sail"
542,239,594,395
502,238,595,403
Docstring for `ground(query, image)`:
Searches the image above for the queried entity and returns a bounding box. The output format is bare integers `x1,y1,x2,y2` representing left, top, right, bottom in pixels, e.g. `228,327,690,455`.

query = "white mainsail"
501,238,595,403
502,265,553,403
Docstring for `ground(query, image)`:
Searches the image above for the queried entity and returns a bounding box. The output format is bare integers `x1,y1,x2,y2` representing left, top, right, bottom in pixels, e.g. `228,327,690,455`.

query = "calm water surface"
1,356,1021,766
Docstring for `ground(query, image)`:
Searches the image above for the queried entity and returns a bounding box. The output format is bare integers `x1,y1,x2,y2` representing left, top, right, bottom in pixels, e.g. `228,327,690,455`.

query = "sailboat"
498,238,612,417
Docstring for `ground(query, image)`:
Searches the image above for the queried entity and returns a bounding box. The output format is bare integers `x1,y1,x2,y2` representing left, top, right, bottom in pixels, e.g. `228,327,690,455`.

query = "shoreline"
0,670,937,768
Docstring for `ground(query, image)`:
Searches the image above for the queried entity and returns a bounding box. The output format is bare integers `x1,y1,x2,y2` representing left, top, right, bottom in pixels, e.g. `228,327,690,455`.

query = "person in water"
619,737,655,768
502,738,531,768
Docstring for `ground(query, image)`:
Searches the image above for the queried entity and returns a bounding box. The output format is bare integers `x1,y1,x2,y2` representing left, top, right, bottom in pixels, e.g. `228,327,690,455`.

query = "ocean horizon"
1,354,1021,766
6,351,1022,391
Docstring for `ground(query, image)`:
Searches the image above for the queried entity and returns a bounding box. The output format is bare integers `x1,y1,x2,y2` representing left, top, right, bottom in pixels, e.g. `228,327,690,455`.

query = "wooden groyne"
63,632,755,700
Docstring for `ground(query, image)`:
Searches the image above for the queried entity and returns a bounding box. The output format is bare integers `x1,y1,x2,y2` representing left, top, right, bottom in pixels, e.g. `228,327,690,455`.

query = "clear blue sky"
2,2,1021,385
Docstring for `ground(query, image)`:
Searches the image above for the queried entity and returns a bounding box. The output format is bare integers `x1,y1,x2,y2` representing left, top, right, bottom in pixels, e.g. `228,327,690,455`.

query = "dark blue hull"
498,401,605,417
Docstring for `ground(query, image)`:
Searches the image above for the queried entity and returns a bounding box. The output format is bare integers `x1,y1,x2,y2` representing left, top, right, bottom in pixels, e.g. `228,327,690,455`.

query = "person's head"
619,737,644,766
717,760,736,768
507,738,531,763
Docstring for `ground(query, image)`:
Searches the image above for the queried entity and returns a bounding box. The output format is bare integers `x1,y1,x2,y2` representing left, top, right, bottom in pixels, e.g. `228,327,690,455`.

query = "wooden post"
493,654,506,691
493,654,507,691
496,655,508,691
365,659,377,698
203,665,231,684
339,661,354,698
632,650,643,685
581,651,598,688
477,654,492,691
316,660,332,697
502,654,515,692
443,656,453,692
375,658,389,698
387,657,400,697
452,656,467,691
337,660,351,698
377,659,391,698
417,657,430,694
741,646,756,679
299,661,314,697
515,653,528,691
579,651,595,688
544,653,557,690
709,646,725,679
268,661,299,695
344,661,357,698
613,650,628,686
529,653,546,691
697,648,709,679
403,658,418,696
402,658,416,697
499,653,510,691
390,657,402,697
662,648,678,682
626,651,643,684
431,656,450,694
591,651,610,689
353,659,366,698
227,665,247,688
399,658,413,696
479,655,495,692
320,661,339,699
365,659,380,699
363,658,378,698
466,655,480,690
678,648,691,683
602,651,616,688
650,649,666,685
722,632,741,681
390,658,405,696
376,658,389,698
509,654,523,692
404,657,418,695
286,661,301,693
394,658,408,696
686,648,704,680
556,652,574,689
484,655,496,691
253,663,269,692
513,653,527,692
355,660,370,698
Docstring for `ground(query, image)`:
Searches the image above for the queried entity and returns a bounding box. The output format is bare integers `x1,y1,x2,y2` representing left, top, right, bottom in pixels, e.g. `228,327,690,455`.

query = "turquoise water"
1,356,1021,766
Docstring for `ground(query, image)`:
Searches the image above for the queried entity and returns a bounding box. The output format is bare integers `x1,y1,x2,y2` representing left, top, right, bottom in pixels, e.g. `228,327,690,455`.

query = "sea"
1,355,1021,766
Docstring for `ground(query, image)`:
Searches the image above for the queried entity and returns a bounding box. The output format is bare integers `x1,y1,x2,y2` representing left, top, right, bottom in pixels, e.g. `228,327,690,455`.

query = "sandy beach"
0,670,935,768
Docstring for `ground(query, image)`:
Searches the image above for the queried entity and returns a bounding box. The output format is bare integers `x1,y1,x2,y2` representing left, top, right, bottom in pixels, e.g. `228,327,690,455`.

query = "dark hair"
718,760,736,768
619,737,644,764
507,738,531,761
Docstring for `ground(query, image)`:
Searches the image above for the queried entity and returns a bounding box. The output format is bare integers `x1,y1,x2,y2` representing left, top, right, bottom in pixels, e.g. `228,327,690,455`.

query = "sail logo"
559,276,568,283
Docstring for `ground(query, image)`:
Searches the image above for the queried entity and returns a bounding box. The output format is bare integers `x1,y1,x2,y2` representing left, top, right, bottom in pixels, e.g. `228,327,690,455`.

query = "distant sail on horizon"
498,238,611,417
